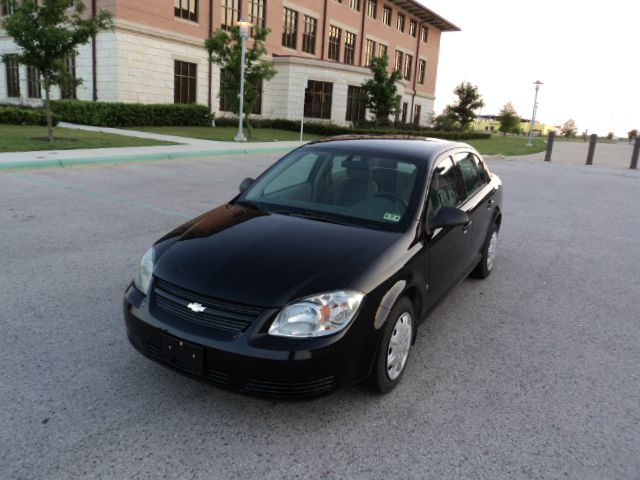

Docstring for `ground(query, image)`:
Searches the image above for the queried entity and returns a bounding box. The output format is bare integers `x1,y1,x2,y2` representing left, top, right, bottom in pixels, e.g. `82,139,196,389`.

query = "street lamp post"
527,80,543,147
235,19,252,143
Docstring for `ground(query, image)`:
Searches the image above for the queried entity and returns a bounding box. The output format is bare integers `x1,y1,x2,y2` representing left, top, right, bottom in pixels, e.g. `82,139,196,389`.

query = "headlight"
268,291,364,338
133,247,155,295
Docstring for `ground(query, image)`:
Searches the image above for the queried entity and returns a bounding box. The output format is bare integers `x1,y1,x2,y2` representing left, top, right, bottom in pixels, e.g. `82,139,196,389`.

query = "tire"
368,297,415,394
471,222,499,279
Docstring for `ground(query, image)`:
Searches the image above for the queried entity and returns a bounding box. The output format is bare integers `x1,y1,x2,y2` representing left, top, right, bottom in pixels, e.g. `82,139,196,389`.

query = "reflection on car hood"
153,204,399,307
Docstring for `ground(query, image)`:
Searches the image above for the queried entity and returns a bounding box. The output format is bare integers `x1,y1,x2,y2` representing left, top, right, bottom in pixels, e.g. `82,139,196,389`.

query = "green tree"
628,129,638,143
449,81,485,130
206,26,276,138
2,0,113,142
432,105,460,131
561,119,578,139
361,55,403,126
498,101,520,136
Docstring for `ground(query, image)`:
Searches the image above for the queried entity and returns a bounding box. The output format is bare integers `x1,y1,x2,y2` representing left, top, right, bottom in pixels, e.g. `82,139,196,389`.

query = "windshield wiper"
275,209,354,226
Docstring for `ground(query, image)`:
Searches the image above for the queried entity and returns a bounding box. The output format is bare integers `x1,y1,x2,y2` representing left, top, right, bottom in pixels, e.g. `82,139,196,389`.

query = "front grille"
153,278,262,333
241,376,336,399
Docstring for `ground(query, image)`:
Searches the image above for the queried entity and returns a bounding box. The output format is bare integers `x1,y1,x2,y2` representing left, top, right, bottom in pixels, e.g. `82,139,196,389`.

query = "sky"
420,0,638,136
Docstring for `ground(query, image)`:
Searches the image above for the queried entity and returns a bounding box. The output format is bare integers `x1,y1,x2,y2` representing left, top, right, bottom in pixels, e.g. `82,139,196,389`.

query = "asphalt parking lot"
1,153,639,479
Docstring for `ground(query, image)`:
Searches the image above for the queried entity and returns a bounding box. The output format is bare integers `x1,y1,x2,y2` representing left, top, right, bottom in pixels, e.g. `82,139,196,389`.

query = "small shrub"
51,100,213,127
0,106,58,126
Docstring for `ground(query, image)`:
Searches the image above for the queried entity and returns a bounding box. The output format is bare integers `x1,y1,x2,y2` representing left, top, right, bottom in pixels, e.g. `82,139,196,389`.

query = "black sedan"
124,137,503,398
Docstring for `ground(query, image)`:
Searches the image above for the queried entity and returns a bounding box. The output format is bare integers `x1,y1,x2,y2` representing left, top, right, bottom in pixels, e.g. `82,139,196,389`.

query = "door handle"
462,221,472,234
487,199,495,209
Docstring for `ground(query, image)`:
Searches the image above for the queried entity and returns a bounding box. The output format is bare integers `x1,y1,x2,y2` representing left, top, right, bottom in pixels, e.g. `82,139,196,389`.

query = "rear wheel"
368,297,415,394
471,223,499,279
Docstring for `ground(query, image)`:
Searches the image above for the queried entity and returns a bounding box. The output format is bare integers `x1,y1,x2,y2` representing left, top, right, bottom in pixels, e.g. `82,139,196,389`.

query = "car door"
424,156,471,310
453,151,495,264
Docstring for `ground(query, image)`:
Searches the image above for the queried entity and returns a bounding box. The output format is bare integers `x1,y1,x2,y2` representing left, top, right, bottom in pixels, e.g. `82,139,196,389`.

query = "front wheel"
471,223,499,279
368,297,415,394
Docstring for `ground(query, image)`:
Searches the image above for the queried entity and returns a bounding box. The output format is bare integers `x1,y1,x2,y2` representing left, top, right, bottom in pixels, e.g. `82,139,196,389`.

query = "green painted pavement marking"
0,144,298,172
11,174,191,219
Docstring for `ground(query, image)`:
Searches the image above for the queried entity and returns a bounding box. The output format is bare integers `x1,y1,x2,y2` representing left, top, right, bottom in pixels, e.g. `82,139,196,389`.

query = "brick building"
0,0,458,126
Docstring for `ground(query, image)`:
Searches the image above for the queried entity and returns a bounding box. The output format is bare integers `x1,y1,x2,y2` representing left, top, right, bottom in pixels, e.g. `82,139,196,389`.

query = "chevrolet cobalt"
124,137,503,398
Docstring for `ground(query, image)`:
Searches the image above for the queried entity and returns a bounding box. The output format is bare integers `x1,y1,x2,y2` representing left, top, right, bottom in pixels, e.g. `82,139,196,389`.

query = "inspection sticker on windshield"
383,213,401,222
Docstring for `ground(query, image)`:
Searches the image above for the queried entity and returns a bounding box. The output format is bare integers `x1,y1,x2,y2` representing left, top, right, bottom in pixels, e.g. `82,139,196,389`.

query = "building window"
396,14,405,32
174,0,198,22
382,6,391,26
413,104,421,124
364,39,376,67
302,15,317,54
409,20,417,37
344,31,356,65
366,0,376,18
251,81,263,114
401,102,408,123
220,69,262,114
394,50,403,72
60,54,77,99
174,60,197,104
219,68,233,112
4,55,20,97
27,65,41,99
417,59,426,84
403,53,412,80
221,0,240,30
378,43,388,58
1,0,14,16
328,25,341,61
282,7,298,49
421,26,429,43
346,85,366,124
349,0,360,11
249,0,266,32
305,80,333,119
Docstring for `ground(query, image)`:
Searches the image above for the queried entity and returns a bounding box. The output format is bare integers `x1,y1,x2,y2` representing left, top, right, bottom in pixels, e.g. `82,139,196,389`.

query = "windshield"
240,147,423,231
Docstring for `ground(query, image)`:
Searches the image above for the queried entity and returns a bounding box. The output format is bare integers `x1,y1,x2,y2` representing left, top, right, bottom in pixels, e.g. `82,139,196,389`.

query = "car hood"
153,204,400,307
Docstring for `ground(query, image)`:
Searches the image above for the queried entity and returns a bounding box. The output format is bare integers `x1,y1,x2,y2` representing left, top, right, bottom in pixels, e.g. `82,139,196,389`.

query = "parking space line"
11,174,191,219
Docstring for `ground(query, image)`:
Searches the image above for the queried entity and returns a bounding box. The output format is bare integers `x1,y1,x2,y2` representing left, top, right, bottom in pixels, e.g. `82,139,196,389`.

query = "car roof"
304,135,473,165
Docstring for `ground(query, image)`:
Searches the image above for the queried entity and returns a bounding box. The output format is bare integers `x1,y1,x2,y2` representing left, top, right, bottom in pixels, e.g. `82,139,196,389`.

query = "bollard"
586,134,597,165
631,138,640,170
544,131,555,162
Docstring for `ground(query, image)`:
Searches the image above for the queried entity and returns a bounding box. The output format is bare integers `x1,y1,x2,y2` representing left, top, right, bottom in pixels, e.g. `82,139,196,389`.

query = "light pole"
526,80,543,147
235,19,252,143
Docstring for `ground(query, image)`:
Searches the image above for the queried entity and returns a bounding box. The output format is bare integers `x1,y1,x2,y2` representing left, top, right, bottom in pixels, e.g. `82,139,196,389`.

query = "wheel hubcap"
386,312,412,381
486,231,498,271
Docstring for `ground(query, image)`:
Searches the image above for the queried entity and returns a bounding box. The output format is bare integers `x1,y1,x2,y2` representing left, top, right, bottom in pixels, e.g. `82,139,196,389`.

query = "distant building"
475,114,556,135
0,0,459,126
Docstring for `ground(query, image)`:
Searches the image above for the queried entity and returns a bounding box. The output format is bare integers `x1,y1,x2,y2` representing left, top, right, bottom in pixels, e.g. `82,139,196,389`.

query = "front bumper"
123,284,379,399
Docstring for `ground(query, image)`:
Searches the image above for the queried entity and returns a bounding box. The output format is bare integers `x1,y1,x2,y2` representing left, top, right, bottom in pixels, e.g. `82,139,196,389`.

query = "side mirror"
238,177,255,193
430,207,470,230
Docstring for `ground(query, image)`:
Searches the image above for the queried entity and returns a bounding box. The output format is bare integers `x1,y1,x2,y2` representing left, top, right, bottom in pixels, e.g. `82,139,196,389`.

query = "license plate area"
160,334,204,375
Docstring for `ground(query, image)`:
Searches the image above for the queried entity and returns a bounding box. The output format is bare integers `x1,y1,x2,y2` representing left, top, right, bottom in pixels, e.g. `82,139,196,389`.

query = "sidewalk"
0,123,306,171
58,122,221,145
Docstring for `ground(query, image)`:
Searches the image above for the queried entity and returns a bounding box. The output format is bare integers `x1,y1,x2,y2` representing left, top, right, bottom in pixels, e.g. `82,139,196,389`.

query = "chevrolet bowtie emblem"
187,302,206,313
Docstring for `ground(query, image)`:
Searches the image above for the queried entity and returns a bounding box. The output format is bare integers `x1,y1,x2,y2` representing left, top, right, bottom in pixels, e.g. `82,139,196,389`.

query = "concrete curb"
0,144,297,172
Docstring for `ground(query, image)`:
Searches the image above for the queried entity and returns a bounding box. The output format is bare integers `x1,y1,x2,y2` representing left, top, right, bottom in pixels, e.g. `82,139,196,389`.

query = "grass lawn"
0,125,175,153
130,126,323,142
465,135,547,156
